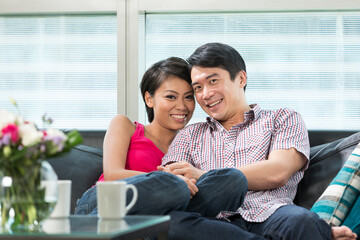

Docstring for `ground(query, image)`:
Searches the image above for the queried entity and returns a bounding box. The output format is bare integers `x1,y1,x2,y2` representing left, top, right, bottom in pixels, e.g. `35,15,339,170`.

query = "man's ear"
144,91,154,108
238,70,247,88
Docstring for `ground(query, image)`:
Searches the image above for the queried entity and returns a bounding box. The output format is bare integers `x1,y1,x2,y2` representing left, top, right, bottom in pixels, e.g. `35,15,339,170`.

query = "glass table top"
0,215,170,239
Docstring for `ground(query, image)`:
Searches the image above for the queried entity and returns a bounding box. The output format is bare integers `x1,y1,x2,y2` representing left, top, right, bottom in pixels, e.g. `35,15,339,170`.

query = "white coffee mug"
42,217,71,234
96,181,138,219
50,180,72,218
97,218,129,233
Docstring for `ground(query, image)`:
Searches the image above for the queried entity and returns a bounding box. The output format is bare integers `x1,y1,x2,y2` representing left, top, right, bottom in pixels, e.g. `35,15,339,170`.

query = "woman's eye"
185,95,194,100
166,95,176,99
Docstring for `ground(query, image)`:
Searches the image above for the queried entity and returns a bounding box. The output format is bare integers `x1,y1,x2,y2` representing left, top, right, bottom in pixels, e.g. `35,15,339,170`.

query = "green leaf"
65,130,83,149
8,147,28,162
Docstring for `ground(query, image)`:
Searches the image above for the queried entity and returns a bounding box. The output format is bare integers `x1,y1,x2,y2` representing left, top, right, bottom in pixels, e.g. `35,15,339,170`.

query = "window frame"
138,0,360,12
136,0,360,124
0,0,139,122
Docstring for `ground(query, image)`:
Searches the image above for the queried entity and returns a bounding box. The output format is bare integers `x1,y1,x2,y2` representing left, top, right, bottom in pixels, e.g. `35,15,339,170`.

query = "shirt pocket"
192,144,217,171
243,130,272,164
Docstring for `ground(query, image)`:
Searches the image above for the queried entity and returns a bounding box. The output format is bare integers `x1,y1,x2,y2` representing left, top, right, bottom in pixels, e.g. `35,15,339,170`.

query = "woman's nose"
176,99,187,110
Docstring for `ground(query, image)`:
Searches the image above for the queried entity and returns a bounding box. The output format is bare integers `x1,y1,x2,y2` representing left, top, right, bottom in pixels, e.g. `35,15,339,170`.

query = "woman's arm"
103,115,145,180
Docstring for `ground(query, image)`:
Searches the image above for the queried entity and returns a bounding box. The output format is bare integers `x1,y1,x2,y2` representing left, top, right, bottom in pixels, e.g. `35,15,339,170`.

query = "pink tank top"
97,122,165,182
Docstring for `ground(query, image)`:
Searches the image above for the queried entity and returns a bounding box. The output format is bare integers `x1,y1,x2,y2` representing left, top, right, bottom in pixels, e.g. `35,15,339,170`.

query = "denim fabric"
239,204,332,240
75,168,247,218
168,211,266,240
74,185,97,215
186,168,247,217
75,171,190,215
168,205,332,240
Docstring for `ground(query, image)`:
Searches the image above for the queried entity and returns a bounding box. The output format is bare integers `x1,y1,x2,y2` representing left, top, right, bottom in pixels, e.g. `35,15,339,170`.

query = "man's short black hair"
187,42,246,82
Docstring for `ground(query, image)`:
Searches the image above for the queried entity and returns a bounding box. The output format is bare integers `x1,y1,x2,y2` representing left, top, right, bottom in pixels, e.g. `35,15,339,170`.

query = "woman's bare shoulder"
108,115,136,135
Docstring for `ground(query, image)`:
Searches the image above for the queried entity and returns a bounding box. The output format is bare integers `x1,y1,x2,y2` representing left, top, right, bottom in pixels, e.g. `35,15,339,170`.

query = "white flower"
0,110,16,129
44,129,67,142
18,122,43,146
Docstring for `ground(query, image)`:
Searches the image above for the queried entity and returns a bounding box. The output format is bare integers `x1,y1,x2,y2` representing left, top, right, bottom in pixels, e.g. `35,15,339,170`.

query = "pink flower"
1,124,19,143
42,130,48,137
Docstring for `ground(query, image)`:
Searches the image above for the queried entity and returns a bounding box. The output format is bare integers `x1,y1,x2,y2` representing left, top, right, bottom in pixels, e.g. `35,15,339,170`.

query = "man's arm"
238,109,309,191
238,148,307,191
161,147,307,191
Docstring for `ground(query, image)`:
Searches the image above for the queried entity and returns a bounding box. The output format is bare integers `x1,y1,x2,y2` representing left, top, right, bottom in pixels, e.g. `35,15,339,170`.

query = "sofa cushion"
310,142,360,226
294,132,360,209
47,145,103,214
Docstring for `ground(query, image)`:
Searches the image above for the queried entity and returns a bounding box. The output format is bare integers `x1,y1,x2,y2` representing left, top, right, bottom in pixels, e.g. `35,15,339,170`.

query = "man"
159,42,356,240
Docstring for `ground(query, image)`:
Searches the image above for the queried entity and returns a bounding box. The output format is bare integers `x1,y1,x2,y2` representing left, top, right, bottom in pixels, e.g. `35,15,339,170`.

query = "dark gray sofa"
48,131,360,214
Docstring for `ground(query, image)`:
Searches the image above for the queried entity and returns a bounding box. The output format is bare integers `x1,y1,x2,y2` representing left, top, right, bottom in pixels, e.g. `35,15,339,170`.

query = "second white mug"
50,180,72,218
96,181,138,219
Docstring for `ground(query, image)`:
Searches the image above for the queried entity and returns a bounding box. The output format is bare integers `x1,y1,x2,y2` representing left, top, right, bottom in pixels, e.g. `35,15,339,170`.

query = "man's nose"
202,86,214,100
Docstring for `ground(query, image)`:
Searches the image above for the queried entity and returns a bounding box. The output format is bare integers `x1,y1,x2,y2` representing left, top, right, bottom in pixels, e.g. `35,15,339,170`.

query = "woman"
75,57,246,217
100,57,195,183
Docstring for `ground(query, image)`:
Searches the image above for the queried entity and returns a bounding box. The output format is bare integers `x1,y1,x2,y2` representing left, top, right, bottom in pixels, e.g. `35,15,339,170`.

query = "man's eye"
210,79,217,84
193,86,201,91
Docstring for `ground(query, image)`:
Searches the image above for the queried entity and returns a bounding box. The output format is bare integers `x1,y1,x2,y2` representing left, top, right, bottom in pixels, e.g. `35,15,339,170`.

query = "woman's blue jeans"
74,168,247,218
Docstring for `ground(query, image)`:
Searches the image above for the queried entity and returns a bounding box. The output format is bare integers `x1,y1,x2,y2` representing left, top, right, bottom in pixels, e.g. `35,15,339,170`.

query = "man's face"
191,66,246,123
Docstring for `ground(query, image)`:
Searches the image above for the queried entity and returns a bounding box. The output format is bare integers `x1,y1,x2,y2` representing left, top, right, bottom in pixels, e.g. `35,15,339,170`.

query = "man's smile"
207,99,223,108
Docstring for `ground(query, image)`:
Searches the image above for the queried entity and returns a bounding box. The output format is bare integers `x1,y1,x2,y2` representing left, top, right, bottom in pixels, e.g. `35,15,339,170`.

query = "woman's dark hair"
140,57,191,122
187,42,247,89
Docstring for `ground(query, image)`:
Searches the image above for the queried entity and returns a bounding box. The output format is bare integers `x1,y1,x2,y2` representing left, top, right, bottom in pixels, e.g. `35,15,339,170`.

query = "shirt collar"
206,104,261,131
249,104,261,122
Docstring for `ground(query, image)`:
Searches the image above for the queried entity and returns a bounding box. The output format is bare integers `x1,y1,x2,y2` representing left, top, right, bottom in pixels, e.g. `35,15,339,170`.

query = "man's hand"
158,165,198,197
176,175,198,197
158,162,205,197
158,161,206,180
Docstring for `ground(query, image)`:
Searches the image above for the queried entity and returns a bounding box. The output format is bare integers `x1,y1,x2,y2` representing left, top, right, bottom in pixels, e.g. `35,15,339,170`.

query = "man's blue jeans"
75,168,247,218
168,204,332,240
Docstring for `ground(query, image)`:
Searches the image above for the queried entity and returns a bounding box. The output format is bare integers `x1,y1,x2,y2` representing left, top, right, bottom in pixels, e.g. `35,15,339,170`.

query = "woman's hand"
158,161,206,180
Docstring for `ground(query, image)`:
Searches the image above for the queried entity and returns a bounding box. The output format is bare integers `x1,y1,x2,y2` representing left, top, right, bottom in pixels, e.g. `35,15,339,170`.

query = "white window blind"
143,12,360,130
0,15,117,130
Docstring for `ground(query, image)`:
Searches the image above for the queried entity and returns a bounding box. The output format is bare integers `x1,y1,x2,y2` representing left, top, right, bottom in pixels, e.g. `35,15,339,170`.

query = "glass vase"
0,160,58,233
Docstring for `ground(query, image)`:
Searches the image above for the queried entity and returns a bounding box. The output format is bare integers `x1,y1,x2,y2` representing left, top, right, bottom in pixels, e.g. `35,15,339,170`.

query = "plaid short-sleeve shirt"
162,104,310,222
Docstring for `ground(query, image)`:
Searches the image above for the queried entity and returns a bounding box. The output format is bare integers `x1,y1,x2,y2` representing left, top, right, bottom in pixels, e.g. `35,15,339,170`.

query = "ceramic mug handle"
125,184,138,213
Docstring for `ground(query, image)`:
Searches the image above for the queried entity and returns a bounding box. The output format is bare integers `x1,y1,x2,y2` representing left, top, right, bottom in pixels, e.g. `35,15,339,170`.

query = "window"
142,12,360,130
0,14,117,130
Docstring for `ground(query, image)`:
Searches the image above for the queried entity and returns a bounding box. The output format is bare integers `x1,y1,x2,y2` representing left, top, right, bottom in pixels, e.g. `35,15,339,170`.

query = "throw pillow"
294,131,360,209
310,142,360,226
342,196,360,235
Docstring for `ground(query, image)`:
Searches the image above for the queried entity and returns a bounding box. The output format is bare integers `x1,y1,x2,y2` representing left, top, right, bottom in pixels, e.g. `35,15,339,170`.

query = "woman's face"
146,76,195,131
